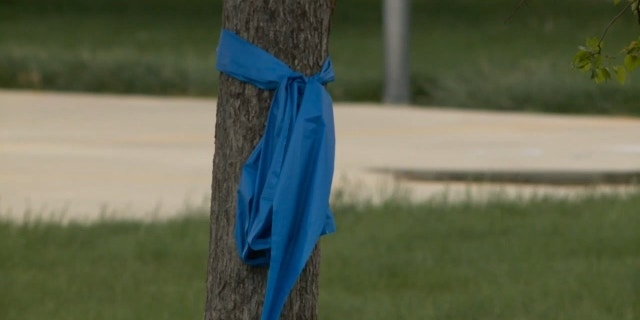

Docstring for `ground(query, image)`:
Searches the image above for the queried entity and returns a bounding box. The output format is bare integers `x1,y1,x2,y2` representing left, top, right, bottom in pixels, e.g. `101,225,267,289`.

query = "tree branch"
599,1,632,46
505,0,529,24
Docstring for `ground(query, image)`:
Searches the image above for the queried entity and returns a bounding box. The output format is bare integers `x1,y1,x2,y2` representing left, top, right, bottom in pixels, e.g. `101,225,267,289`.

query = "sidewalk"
1,90,639,221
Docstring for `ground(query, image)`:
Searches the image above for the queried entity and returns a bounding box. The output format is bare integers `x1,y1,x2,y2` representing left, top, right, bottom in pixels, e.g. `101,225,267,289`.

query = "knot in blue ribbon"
216,29,336,320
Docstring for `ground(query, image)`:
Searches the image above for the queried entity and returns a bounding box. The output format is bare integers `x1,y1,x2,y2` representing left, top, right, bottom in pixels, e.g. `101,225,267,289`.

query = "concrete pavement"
1,90,639,221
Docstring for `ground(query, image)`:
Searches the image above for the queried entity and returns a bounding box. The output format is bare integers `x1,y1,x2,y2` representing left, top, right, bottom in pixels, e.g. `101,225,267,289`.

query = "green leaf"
624,54,640,71
574,58,591,72
574,50,590,60
623,39,640,54
586,37,601,50
613,0,621,5
576,61,592,72
614,66,627,84
573,51,593,71
594,68,611,84
594,54,603,68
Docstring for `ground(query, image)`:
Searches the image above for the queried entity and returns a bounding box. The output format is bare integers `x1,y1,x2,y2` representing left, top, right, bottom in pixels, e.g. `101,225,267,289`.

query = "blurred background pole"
383,0,410,104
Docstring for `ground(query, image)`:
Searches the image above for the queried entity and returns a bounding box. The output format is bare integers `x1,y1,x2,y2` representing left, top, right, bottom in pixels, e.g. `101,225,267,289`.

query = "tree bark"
205,1,336,319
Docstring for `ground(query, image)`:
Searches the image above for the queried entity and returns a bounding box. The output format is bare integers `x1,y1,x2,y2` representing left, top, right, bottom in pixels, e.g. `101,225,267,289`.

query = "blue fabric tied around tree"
216,29,336,320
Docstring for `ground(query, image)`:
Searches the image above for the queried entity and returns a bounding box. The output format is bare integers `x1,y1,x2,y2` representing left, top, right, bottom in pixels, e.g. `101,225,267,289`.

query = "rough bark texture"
205,1,335,320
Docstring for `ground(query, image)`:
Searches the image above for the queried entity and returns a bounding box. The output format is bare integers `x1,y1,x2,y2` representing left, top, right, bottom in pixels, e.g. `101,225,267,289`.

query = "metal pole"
383,0,410,104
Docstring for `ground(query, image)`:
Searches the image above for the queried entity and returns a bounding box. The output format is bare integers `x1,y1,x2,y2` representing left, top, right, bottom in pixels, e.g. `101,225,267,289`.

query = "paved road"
1,90,639,221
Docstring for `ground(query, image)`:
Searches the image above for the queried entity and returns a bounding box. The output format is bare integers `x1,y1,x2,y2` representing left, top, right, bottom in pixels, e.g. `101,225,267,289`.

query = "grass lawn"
1,0,640,114
1,192,639,319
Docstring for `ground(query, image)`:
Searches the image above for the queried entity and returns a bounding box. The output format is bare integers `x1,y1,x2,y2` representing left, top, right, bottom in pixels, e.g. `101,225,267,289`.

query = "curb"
374,168,640,186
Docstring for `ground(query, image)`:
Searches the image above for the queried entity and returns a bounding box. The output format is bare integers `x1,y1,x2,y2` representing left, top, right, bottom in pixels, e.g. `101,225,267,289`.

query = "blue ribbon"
216,29,336,320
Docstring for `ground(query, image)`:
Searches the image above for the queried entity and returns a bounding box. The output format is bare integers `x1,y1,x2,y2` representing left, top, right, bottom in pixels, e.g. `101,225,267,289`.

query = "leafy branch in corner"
573,0,640,84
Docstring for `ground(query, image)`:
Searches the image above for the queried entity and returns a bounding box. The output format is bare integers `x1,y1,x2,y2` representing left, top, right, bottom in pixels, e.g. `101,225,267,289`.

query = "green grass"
1,0,640,114
0,5,220,96
322,192,640,319
0,215,209,320
1,192,639,319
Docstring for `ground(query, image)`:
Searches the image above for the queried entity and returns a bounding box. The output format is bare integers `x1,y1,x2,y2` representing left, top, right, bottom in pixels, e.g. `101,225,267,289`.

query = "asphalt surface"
1,90,639,221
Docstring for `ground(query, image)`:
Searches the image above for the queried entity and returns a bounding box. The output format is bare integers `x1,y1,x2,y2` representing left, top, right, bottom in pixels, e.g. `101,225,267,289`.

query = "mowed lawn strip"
1,192,639,319
1,0,640,114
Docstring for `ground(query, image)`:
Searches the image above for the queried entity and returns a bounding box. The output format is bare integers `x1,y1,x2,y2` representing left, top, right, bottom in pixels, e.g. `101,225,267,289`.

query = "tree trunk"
205,1,336,319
